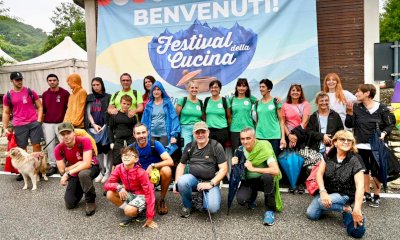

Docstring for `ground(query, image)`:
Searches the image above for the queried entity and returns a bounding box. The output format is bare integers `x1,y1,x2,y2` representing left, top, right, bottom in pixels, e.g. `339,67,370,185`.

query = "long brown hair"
286,84,306,104
323,73,346,104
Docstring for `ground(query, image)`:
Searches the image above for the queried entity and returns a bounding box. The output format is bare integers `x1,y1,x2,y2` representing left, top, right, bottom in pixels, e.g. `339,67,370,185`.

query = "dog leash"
42,135,57,151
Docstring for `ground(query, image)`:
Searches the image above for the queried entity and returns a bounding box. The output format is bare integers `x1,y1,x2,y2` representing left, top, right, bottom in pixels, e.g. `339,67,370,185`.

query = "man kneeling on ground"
174,121,228,218
233,127,281,226
104,146,157,228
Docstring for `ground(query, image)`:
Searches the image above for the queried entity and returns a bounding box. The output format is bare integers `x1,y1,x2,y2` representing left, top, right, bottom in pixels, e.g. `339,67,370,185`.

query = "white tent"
0,36,89,95
0,48,17,63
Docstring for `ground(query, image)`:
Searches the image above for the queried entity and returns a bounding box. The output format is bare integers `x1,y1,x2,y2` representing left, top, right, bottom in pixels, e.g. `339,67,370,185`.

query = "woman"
345,84,394,208
281,84,311,193
141,81,180,152
307,92,343,154
323,73,356,127
230,78,257,151
306,130,365,238
84,77,111,183
204,80,231,146
176,80,203,149
255,79,286,156
142,75,156,110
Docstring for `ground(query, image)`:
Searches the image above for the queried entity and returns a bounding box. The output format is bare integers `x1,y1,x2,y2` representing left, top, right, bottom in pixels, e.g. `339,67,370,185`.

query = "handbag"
305,161,321,196
299,146,323,167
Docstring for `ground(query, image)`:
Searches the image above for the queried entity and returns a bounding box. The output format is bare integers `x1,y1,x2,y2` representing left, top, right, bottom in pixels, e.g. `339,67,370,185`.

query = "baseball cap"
58,122,75,134
10,72,23,80
192,121,208,132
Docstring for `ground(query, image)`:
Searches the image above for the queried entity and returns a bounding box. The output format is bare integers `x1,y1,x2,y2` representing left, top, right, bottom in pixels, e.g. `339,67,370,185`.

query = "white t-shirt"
327,90,356,128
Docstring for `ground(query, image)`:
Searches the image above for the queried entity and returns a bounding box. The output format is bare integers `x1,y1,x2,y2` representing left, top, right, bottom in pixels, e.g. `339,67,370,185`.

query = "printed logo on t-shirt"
23,96,28,104
244,100,249,106
268,104,275,110
76,152,83,161
217,103,223,108
56,95,61,103
196,105,201,111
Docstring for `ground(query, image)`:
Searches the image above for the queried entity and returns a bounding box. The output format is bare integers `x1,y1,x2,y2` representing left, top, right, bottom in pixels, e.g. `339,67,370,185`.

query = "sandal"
158,199,168,215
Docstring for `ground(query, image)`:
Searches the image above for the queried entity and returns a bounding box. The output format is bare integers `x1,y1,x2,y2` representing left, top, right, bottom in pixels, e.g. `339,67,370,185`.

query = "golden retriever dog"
8,147,48,190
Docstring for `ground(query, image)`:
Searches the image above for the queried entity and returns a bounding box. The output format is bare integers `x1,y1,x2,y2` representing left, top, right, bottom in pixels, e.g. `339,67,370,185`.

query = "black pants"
209,127,229,147
64,165,100,209
230,132,241,151
236,174,276,211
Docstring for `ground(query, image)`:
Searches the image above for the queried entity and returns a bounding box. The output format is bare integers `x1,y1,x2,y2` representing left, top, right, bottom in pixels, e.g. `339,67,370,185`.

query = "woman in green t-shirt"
204,80,231,146
230,78,257,151
176,80,204,149
255,79,286,157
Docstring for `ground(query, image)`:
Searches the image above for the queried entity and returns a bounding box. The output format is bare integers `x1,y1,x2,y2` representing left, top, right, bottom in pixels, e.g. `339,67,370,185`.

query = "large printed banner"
96,0,320,104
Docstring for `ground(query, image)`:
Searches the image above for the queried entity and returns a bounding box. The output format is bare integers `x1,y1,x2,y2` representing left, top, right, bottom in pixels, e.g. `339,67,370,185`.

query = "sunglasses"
338,138,353,143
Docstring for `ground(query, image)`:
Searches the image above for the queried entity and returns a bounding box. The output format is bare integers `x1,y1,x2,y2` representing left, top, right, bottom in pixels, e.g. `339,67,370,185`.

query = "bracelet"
117,185,124,192
319,188,327,193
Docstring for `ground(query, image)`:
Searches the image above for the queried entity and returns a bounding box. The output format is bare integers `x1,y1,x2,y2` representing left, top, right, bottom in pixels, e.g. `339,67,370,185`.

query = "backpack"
204,96,228,123
7,88,36,112
111,89,138,104
185,139,220,174
132,139,159,159
181,97,203,112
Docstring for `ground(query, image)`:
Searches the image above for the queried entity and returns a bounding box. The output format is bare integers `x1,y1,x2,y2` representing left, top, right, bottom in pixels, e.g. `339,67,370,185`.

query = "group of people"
2,71,395,237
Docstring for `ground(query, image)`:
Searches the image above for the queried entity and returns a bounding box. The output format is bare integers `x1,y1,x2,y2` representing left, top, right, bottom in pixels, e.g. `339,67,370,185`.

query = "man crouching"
104,146,157,228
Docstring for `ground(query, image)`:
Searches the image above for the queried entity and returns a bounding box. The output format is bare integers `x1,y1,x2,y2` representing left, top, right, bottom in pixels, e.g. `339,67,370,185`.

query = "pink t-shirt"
54,136,98,166
281,101,311,131
3,87,39,126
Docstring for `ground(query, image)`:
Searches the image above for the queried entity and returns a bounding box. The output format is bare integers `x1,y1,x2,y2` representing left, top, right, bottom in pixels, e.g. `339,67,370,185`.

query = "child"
104,146,157,228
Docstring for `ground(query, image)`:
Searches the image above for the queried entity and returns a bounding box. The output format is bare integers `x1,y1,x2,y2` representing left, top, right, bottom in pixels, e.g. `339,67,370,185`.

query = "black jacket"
345,102,394,144
307,110,344,151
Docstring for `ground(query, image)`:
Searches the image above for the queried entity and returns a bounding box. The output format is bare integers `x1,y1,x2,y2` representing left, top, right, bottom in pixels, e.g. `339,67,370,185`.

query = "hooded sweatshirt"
141,81,180,146
64,73,87,128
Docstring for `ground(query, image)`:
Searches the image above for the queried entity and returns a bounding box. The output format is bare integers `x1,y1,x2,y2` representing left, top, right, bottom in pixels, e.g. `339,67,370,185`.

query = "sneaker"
46,167,58,176
181,207,191,218
85,202,96,216
101,172,110,184
94,173,103,183
119,216,134,227
297,184,305,195
263,211,275,226
363,192,372,203
369,196,380,208
16,174,23,181
135,210,146,222
289,186,295,194
247,201,257,210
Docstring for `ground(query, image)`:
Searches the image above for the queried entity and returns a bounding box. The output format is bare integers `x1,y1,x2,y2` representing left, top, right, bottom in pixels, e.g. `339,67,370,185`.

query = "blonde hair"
185,80,198,89
332,130,358,153
323,73,346,104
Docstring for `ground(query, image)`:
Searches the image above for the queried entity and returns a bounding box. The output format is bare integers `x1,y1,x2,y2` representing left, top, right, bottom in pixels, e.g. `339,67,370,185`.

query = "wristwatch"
65,171,71,178
209,181,215,187
151,163,156,168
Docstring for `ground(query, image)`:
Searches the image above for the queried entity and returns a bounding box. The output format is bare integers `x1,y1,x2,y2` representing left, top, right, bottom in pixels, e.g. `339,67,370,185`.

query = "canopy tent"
0,48,17,63
0,36,89,95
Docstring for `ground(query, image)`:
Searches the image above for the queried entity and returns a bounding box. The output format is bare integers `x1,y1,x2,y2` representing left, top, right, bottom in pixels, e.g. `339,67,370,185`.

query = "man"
131,123,174,215
107,73,144,118
42,74,70,176
2,72,44,180
64,73,87,128
54,122,100,216
232,127,281,226
175,121,228,218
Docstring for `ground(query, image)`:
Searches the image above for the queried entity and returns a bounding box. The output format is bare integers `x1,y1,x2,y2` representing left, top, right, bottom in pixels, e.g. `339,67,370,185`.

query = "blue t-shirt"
132,140,166,170
151,103,166,137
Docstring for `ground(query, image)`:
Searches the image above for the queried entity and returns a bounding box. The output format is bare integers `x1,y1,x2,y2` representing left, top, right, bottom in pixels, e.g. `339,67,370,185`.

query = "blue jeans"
181,124,194,150
306,193,349,220
177,174,221,213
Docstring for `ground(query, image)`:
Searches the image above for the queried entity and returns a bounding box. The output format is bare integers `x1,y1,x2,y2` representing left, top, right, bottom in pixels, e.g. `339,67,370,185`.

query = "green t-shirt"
255,99,282,139
205,97,230,128
109,89,143,110
230,97,256,132
177,97,203,125
243,140,276,179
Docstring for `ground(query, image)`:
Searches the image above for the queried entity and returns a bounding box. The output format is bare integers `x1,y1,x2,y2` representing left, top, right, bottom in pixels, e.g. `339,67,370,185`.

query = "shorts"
358,149,378,177
126,193,146,213
14,121,44,148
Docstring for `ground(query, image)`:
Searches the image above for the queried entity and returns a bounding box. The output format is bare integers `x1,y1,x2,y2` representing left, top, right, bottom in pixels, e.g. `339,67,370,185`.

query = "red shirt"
42,87,70,123
54,136,98,166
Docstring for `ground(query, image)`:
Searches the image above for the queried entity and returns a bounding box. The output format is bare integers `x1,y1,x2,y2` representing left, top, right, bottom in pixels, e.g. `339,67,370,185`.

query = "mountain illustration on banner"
148,19,257,91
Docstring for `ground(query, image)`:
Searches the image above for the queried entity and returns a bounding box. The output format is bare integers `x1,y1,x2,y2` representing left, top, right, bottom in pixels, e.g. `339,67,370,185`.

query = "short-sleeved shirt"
177,97,203,125
230,97,255,132
133,141,166,170
327,90,356,125
243,140,276,179
281,101,311,131
205,98,230,129
3,87,39,126
180,140,226,180
255,99,282,139
42,87,70,123
54,136,98,167
150,103,167,137
109,89,143,110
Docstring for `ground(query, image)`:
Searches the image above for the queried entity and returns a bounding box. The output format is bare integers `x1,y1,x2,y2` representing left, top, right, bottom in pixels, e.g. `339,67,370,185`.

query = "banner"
96,0,320,105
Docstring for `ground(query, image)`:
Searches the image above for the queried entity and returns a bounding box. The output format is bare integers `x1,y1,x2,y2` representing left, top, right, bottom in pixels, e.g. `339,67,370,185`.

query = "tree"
0,0,9,16
42,2,86,53
380,0,400,42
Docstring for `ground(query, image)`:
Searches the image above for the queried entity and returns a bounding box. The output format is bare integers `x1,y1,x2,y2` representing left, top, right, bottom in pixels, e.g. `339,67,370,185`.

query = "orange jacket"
64,73,87,128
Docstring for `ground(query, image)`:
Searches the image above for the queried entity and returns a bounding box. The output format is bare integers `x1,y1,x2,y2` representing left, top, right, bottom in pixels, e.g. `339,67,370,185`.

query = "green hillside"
0,15,47,61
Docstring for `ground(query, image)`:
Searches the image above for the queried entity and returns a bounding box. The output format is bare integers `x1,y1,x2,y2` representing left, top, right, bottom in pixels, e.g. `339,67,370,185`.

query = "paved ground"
0,174,399,240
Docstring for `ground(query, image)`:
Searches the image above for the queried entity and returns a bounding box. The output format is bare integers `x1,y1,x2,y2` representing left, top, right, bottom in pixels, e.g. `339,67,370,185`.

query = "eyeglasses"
338,138,353,143
122,154,136,158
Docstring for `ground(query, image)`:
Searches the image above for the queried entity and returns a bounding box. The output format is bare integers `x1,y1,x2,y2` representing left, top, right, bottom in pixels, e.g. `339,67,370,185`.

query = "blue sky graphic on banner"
96,0,320,105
